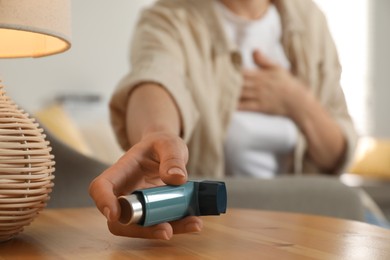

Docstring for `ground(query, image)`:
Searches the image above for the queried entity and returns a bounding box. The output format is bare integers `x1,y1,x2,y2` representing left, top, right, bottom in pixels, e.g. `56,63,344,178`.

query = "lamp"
0,0,71,242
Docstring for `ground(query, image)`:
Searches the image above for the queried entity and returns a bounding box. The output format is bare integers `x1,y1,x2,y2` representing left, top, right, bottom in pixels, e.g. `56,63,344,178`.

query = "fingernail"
185,222,202,233
103,207,111,222
153,229,170,240
167,167,185,176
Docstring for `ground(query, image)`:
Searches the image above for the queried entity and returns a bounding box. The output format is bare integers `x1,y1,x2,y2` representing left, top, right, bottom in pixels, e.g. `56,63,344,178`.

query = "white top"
214,1,298,178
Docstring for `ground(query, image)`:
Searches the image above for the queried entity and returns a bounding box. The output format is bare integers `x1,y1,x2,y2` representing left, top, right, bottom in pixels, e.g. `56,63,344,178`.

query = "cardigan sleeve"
290,0,358,175
316,7,358,174
109,4,199,151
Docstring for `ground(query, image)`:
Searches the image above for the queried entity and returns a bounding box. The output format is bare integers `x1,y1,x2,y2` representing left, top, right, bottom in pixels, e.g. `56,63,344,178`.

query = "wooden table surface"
1,207,390,260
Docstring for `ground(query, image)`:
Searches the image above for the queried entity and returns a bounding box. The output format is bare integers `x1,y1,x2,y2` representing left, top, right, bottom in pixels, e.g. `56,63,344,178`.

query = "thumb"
156,136,189,186
253,49,276,69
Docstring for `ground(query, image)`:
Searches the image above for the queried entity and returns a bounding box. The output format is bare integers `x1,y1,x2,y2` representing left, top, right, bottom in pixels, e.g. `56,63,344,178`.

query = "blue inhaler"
118,181,227,226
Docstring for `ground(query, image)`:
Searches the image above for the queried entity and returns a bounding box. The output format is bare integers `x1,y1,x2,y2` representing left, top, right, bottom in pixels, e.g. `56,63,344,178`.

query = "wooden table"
1,208,390,259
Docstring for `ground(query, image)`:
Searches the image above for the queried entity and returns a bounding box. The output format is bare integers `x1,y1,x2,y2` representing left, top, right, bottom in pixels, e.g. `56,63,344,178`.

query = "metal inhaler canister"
118,181,227,226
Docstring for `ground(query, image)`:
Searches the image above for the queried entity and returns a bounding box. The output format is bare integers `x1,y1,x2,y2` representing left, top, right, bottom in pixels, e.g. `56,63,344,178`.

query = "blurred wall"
314,0,369,136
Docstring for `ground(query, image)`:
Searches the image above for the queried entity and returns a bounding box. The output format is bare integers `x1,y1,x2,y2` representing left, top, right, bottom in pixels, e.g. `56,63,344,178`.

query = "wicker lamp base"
0,85,55,242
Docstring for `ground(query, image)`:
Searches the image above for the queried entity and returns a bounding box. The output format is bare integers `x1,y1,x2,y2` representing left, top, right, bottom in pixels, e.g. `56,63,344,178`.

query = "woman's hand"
89,132,203,240
239,50,309,119
239,50,347,172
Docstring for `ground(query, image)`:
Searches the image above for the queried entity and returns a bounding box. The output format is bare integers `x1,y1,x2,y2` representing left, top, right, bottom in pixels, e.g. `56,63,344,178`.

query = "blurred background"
0,0,389,216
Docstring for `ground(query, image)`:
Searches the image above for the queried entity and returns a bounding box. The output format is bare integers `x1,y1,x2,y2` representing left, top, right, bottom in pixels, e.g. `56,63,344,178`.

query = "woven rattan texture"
0,85,55,242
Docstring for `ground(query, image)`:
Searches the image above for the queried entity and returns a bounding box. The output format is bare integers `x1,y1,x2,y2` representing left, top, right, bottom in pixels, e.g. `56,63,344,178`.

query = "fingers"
253,49,276,69
241,83,256,100
242,69,264,91
107,216,203,240
242,69,257,81
238,99,261,112
171,216,203,234
108,222,174,240
89,152,144,222
241,70,260,102
89,175,120,222
153,135,189,186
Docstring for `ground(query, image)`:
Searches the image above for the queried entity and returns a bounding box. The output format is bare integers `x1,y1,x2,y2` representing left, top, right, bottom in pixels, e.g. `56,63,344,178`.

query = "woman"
89,0,357,240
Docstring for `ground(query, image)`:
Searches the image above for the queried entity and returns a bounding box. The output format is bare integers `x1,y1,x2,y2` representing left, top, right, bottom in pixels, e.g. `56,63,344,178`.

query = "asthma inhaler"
118,181,227,226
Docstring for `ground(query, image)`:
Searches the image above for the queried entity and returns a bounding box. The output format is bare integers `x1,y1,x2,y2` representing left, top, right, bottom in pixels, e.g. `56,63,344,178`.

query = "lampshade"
0,0,71,242
0,0,71,58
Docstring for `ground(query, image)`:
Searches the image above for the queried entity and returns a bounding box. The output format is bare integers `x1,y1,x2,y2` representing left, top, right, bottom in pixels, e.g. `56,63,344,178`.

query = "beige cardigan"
110,0,358,177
